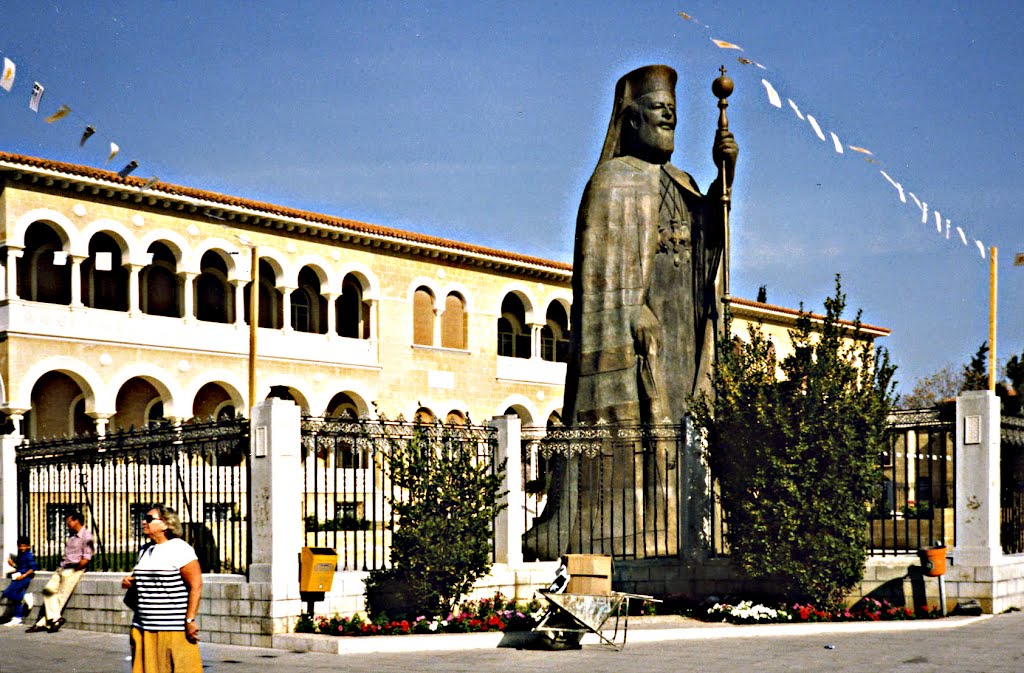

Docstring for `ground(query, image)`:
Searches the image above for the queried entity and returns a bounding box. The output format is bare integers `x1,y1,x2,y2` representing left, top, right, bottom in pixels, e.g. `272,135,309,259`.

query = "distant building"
0,152,888,438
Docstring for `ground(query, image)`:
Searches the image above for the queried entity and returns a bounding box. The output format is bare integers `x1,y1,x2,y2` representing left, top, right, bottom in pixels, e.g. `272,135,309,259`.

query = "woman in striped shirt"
122,505,203,673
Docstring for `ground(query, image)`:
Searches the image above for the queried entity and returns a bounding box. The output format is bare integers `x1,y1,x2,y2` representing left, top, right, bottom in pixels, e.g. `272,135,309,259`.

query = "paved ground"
0,612,1022,673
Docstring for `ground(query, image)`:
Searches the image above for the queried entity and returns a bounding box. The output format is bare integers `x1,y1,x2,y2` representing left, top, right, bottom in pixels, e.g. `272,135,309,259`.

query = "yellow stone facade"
0,153,888,439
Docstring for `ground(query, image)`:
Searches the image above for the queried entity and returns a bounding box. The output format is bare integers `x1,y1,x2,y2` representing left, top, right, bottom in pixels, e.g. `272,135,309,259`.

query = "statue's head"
598,65,678,165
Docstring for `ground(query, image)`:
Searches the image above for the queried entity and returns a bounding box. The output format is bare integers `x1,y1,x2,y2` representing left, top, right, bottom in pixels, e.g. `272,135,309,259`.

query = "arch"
494,284,539,324
111,377,165,433
137,230,189,266
13,357,104,415
184,239,244,279
19,221,71,304
405,278,443,311
244,258,284,328
543,291,573,329
141,241,181,317
284,254,333,289
412,285,435,346
82,231,129,311
290,265,327,334
498,292,530,359
192,381,238,420
313,384,374,418
11,208,75,249
440,291,467,349
438,282,474,313
413,407,435,424
541,300,570,363
194,249,234,323
183,372,246,417
73,218,135,258
108,365,179,416
28,373,93,438
494,394,539,427
336,273,369,339
337,262,381,301
264,382,311,414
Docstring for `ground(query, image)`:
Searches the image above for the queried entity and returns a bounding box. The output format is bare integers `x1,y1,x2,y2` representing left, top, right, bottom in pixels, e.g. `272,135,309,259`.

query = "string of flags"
676,9,989,261
0,50,150,185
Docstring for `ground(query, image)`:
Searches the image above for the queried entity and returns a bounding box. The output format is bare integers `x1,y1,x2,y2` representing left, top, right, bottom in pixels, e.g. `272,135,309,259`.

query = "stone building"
0,151,888,439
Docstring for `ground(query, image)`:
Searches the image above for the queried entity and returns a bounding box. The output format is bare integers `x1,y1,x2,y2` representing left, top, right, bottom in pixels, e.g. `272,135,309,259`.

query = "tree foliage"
364,417,507,619
696,276,896,607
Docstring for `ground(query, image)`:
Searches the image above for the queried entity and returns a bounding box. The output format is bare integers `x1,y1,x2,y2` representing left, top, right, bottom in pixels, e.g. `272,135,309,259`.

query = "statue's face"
631,91,676,156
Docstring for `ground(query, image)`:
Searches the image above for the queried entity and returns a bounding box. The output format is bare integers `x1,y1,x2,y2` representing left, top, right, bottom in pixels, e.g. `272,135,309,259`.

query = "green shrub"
695,276,896,607
364,417,507,619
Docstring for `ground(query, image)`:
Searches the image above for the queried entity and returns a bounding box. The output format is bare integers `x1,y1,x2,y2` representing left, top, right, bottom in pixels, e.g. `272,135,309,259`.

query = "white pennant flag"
975,241,985,258
956,227,968,245
29,81,44,112
806,114,826,142
787,99,804,120
106,142,120,163
0,58,15,92
829,132,844,154
761,79,782,108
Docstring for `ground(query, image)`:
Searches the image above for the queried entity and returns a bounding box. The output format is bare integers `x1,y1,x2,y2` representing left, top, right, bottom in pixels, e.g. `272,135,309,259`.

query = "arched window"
111,377,163,432
441,292,466,349
498,293,530,359
336,274,369,339
141,242,180,317
291,266,325,334
326,392,359,418
195,251,233,323
19,222,70,304
244,259,283,328
82,232,129,311
28,372,91,438
541,301,570,363
413,287,435,346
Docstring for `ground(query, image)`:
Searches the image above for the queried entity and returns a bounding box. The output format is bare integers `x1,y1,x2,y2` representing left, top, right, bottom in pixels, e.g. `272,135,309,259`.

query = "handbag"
123,583,138,611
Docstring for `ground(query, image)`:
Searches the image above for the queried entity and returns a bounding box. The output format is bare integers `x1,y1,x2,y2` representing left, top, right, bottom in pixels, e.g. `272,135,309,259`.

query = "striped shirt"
130,538,198,631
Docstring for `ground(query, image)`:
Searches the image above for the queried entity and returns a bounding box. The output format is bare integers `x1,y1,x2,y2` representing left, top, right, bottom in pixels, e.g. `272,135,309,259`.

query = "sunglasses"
142,515,162,524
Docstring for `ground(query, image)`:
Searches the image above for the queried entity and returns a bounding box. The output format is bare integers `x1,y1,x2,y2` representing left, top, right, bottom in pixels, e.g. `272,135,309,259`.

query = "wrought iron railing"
16,418,250,574
521,422,687,561
300,415,499,571
1000,415,1024,554
868,408,955,555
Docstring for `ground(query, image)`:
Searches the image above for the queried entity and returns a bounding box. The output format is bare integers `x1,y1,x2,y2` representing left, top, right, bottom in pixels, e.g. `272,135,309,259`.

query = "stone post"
249,398,303,631
489,414,523,566
953,390,1001,566
0,426,23,568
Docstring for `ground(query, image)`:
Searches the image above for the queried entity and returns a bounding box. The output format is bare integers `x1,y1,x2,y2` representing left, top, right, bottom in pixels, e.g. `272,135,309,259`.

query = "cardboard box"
562,554,612,595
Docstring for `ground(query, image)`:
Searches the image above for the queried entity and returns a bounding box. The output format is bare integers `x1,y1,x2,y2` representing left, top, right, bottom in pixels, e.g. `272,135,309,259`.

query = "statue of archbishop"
526,64,738,560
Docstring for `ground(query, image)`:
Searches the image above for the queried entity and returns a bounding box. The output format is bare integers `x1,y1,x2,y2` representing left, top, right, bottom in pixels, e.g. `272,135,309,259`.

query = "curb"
272,615,991,654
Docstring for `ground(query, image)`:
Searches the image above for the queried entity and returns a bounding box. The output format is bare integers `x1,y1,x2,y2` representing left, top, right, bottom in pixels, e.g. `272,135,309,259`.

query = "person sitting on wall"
27,510,94,633
2,535,37,626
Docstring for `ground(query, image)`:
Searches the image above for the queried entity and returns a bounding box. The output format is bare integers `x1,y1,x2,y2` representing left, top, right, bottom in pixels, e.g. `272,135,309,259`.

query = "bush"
696,276,896,607
364,416,507,619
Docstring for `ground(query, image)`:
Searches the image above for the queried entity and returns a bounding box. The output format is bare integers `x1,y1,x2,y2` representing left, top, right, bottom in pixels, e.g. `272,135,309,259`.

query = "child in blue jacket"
3,535,37,626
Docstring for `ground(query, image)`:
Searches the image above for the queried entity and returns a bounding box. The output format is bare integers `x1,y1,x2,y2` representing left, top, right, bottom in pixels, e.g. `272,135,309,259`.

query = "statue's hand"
712,129,738,186
633,306,661,358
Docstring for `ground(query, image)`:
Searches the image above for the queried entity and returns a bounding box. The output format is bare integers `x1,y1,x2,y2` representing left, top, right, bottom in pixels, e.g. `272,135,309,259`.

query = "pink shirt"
60,527,95,569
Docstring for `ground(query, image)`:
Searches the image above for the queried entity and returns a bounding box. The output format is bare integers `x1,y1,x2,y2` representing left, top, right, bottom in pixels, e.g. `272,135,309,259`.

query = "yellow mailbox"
299,547,338,593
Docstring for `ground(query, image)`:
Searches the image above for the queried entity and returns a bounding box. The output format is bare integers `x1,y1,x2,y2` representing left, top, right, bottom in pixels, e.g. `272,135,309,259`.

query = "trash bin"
299,547,338,592
917,545,947,577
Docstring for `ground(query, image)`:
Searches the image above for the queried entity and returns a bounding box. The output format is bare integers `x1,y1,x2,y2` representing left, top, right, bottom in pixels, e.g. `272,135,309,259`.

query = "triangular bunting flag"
711,38,743,50
760,79,782,108
44,103,71,123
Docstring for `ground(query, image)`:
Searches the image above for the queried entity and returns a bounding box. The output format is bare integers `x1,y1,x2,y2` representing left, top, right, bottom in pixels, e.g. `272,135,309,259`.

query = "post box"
299,547,338,592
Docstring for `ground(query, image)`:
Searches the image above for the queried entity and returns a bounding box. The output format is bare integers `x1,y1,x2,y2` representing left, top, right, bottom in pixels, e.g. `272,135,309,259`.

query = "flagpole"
712,66,734,302
989,246,998,392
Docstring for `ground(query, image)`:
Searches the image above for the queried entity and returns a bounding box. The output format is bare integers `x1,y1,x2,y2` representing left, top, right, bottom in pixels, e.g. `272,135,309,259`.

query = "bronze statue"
526,64,738,560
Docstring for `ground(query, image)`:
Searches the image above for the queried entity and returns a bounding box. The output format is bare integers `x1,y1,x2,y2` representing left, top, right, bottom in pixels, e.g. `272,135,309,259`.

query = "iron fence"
1000,415,1024,554
521,423,686,561
868,408,955,555
300,415,499,571
16,418,250,574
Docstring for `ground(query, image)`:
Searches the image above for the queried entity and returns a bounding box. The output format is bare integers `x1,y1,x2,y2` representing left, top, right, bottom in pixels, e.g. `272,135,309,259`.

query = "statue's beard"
632,124,674,163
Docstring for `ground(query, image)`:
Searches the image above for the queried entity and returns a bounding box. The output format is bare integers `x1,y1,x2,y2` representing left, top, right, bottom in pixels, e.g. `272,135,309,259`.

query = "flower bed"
706,598,943,625
295,593,545,637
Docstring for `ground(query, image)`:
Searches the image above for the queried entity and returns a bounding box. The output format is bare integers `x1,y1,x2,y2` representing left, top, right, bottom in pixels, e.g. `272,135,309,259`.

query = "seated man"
27,510,94,633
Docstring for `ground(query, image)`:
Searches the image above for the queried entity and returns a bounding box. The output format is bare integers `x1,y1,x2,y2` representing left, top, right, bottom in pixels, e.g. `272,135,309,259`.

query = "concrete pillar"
280,287,294,333
530,323,543,360
4,249,21,300
953,390,1001,566
322,293,337,336
69,255,85,307
0,422,23,573
489,414,523,566
181,273,196,320
248,398,303,630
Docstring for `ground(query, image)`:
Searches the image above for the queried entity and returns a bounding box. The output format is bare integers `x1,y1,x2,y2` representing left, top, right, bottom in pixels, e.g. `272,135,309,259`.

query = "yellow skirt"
130,627,203,673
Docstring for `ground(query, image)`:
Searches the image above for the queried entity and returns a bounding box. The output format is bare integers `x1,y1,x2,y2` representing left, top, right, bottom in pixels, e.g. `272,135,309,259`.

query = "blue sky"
2,1,1022,396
